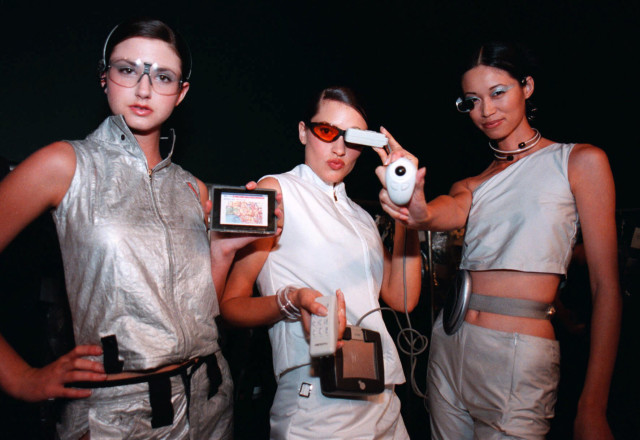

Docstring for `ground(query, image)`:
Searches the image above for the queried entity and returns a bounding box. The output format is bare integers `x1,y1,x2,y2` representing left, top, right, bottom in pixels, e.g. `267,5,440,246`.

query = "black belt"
69,357,197,389
67,352,222,429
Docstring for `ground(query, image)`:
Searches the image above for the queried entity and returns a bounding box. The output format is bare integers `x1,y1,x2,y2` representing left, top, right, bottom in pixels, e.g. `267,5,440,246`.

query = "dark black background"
1,1,637,209
1,1,639,439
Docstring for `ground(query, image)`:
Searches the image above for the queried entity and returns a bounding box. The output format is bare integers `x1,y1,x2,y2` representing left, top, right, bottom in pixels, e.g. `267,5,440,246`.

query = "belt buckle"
546,304,556,318
299,382,312,398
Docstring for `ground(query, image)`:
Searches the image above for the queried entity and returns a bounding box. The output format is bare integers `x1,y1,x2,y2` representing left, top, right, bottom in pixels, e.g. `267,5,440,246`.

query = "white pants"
427,313,560,440
270,365,409,440
57,351,233,440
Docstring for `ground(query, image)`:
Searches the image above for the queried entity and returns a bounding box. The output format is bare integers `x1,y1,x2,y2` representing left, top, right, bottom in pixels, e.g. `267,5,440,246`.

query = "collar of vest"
297,164,347,200
91,115,174,173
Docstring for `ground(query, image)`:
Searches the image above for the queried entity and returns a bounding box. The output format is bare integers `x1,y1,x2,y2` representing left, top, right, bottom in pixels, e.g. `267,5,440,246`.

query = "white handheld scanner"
344,129,389,148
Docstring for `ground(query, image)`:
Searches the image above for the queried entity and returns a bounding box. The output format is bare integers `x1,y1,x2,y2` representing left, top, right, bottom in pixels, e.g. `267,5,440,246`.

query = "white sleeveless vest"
256,164,405,384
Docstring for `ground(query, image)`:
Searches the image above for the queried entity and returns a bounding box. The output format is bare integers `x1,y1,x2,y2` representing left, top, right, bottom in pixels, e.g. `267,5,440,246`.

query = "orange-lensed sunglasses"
307,122,347,143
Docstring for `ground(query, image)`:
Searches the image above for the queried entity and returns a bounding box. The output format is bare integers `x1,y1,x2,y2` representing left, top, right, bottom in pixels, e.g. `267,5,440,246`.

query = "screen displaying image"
219,192,269,227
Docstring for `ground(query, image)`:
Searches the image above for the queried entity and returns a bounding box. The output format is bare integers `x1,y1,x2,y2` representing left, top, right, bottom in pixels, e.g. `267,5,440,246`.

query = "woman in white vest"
221,86,423,439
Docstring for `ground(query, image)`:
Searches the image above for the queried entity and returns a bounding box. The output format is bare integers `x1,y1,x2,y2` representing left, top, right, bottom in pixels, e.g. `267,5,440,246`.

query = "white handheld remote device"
344,128,388,148
385,157,417,205
309,295,338,357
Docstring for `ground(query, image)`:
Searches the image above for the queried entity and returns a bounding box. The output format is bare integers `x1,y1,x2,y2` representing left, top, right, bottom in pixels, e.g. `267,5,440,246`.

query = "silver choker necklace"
489,129,541,161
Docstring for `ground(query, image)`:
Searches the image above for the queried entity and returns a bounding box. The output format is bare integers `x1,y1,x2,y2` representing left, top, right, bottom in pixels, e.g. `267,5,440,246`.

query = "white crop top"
460,143,579,275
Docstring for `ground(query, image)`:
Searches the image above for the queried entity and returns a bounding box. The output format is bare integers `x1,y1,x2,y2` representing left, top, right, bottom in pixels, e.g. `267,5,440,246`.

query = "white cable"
355,229,430,401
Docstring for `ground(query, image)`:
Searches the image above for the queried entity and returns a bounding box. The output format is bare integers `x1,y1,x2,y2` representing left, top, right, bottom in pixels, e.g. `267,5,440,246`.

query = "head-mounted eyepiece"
455,97,474,113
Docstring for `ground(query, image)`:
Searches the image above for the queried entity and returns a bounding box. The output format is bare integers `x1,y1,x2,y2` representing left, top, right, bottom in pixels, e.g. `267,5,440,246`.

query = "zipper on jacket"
148,168,189,359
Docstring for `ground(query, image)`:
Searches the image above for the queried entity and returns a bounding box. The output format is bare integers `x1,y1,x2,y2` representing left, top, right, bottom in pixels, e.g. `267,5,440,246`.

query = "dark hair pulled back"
304,86,368,127
462,41,539,120
98,17,192,82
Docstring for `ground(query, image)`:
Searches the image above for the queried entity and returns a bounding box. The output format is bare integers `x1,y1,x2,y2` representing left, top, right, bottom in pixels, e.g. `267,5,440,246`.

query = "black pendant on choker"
489,129,541,161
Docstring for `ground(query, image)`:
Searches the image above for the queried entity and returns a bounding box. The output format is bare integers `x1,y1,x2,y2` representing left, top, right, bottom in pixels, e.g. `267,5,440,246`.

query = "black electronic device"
209,185,277,234
317,325,384,398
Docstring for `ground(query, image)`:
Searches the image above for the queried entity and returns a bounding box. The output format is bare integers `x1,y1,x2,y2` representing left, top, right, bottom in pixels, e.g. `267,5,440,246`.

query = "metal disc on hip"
443,269,472,335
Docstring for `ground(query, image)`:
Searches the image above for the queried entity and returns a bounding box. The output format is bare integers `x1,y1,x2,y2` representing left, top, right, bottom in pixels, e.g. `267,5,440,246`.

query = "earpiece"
98,24,119,73
521,76,534,100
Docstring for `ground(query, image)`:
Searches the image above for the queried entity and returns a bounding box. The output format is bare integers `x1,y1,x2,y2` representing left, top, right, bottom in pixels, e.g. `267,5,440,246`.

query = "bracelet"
276,286,302,321
276,286,301,320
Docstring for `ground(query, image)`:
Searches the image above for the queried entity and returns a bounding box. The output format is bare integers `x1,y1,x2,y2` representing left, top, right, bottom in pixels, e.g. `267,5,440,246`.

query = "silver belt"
443,270,555,335
469,294,555,320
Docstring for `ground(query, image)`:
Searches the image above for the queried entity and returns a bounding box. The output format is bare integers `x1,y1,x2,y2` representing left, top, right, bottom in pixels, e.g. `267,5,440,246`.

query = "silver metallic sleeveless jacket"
52,115,219,370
